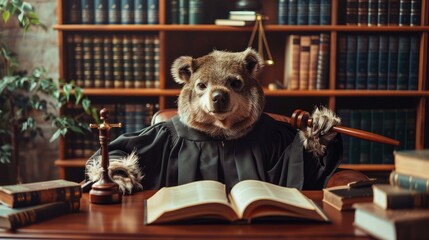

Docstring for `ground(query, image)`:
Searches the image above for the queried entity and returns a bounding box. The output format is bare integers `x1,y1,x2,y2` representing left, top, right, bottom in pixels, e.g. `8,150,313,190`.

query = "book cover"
394,149,429,179
0,200,80,230
357,0,369,26
410,0,421,26
337,109,351,163
349,110,361,164
367,35,379,89
315,33,329,90
93,35,104,88
72,34,84,87
308,0,320,25
394,109,406,150
284,35,301,90
377,34,389,89
336,35,347,89
81,0,95,24
408,35,419,90
132,34,145,88
297,0,309,25
147,0,159,24
354,203,429,240
368,0,378,25
370,110,383,163
377,0,388,26
179,0,189,24
69,0,82,24
355,35,368,89
404,109,416,150
345,34,357,89
287,0,298,25
399,0,411,26
144,36,155,88
0,180,82,208
299,36,311,90
108,0,121,24
103,35,114,88
134,0,148,24
112,34,124,88
278,0,288,24
169,0,179,24
388,0,400,25
153,37,160,88
389,171,429,192
359,110,371,164
382,110,395,164
123,36,134,88
308,35,319,90
121,0,134,24
323,185,373,211
214,19,254,26
396,36,410,90
346,0,358,25
373,184,429,209
82,35,94,88
189,0,204,24
320,0,331,25
95,0,108,24
144,180,329,224
387,35,398,90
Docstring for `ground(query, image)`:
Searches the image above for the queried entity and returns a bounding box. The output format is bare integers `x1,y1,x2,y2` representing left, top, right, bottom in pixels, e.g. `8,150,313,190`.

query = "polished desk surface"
0,191,369,239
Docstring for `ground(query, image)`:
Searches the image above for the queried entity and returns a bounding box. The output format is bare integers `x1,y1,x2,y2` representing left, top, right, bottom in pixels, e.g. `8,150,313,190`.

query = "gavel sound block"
289,109,400,147
89,108,123,204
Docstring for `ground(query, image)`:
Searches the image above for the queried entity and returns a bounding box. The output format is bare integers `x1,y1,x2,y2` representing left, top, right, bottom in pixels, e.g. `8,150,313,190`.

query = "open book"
144,180,329,224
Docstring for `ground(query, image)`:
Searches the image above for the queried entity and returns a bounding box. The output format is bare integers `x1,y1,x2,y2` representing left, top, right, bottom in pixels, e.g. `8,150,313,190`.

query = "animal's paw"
299,107,341,157
86,151,144,194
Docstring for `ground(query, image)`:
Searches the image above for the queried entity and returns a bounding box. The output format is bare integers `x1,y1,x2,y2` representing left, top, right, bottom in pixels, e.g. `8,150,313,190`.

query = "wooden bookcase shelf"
55,0,429,182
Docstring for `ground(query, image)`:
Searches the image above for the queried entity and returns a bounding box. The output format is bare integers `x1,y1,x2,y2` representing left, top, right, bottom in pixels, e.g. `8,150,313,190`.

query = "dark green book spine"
103,35,114,88
410,0,421,26
189,0,204,24
316,33,329,90
108,0,121,24
404,109,416,149
408,35,419,90
135,0,148,24
367,35,379,89
147,0,159,24
349,110,361,164
396,36,410,90
81,0,95,24
387,35,398,90
179,0,189,24
69,0,82,24
377,35,389,89
382,110,395,164
346,0,358,25
287,0,297,25
337,109,351,163
368,0,378,25
95,0,108,24
390,171,429,192
377,0,388,26
123,36,134,88
93,35,104,88
336,35,347,89
355,35,368,89
320,0,331,25
399,0,411,26
112,35,124,88
346,34,357,89
297,0,309,25
278,0,288,25
388,0,400,25
170,0,179,24
395,109,407,151
359,110,371,164
132,34,145,88
308,0,320,25
82,35,94,88
121,0,134,24
370,110,383,163
357,0,368,26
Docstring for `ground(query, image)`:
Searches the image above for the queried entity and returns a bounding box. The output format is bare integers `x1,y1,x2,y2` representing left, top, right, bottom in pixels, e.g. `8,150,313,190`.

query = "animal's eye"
230,79,243,90
197,82,207,90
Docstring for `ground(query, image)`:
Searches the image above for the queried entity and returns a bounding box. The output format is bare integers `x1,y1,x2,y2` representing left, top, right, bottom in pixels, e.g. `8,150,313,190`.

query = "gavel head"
100,108,110,121
291,109,311,130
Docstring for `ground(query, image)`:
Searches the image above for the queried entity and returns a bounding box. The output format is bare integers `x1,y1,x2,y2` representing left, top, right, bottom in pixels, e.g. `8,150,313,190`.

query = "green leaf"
50,129,62,142
63,84,72,102
74,87,83,104
82,98,91,113
2,9,10,22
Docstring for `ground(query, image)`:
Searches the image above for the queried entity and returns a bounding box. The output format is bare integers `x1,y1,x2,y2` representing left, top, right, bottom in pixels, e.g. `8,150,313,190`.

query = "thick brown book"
353,203,429,240
373,184,429,209
394,149,429,179
0,200,80,230
0,180,82,208
322,185,373,211
144,180,329,224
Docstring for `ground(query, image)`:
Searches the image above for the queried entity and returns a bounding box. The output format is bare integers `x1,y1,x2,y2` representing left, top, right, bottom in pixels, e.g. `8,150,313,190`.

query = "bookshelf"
54,0,429,182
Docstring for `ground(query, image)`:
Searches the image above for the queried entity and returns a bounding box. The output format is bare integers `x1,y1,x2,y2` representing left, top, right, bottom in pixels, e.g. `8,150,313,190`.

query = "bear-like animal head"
171,48,265,139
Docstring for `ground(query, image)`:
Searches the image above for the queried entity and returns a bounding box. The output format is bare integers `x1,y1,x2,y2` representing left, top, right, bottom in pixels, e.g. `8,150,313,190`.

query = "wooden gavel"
288,109,400,147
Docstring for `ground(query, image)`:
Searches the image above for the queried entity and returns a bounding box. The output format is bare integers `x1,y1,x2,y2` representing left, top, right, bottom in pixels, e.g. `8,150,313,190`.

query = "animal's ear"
242,48,264,77
171,56,194,84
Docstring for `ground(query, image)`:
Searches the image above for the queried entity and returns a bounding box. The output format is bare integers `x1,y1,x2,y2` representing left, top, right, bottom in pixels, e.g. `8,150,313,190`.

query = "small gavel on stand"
288,109,400,147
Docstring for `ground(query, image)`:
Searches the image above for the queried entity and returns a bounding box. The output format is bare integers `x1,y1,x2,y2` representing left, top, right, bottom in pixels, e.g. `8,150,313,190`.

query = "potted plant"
0,0,97,184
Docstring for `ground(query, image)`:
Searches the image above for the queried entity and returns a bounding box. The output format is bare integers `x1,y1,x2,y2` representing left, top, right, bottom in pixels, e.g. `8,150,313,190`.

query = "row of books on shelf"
0,180,82,230
278,0,331,25
169,0,213,24
323,149,429,239
338,108,416,164
337,34,419,90
67,0,159,24
67,33,160,89
284,34,330,90
66,102,159,159
345,0,421,26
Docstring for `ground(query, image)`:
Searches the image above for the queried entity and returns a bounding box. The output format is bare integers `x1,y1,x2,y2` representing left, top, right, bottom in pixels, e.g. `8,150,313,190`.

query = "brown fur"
171,48,265,139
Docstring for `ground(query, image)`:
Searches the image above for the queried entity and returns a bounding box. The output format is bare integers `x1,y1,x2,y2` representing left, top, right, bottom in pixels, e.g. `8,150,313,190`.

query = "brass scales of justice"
89,107,399,204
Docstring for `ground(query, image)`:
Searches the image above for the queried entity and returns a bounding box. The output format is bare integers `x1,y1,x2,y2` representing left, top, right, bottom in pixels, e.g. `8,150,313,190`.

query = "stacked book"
215,11,259,26
0,180,82,230
353,149,429,240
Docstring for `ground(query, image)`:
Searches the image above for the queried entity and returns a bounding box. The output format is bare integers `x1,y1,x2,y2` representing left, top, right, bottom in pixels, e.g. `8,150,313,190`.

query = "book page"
146,180,231,223
229,180,316,218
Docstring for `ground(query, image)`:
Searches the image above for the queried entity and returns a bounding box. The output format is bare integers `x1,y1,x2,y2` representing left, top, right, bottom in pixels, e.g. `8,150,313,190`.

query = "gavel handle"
288,109,400,147
330,125,399,146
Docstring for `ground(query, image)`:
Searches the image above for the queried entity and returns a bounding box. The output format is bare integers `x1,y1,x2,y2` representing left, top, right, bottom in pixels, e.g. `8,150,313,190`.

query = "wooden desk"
0,191,369,239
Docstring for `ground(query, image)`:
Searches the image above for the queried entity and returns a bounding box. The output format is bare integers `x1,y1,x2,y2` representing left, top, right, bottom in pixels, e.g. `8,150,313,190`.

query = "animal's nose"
211,90,229,112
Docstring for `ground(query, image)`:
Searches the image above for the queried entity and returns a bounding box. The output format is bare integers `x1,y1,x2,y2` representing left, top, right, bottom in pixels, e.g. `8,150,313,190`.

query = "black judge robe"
87,113,342,190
